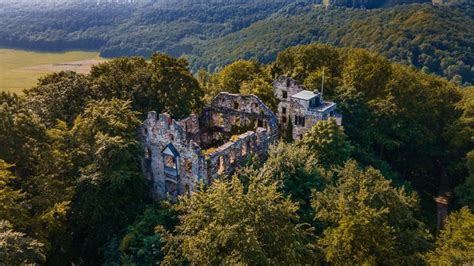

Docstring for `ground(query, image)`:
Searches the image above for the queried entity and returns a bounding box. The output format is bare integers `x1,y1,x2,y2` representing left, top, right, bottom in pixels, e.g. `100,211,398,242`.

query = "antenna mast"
321,67,325,99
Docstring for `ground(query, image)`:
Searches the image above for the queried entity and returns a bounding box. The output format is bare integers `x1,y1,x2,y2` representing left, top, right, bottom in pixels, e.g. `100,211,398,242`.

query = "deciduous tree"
261,142,324,222
312,161,432,264
425,207,474,264
0,220,45,265
161,176,319,265
299,118,352,168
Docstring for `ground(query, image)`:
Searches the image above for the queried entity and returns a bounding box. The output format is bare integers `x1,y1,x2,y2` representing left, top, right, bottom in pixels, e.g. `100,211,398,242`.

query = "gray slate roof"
291,90,319,100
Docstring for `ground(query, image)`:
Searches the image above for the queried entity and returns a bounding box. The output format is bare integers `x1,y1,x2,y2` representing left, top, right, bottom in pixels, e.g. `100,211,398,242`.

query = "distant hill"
191,2,474,85
322,0,430,8
0,0,472,84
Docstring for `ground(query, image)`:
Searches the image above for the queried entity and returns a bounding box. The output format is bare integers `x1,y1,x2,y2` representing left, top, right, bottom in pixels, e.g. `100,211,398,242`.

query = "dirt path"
20,58,106,74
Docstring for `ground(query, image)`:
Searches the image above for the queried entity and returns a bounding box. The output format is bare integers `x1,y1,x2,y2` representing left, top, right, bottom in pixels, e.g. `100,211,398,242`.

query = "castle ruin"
140,92,278,198
140,76,340,198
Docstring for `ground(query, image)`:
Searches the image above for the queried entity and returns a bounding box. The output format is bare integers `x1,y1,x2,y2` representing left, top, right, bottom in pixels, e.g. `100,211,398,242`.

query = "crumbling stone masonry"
140,92,278,198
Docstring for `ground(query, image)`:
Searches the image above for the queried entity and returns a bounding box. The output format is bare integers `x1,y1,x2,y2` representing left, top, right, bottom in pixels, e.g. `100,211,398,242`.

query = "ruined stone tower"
273,76,342,140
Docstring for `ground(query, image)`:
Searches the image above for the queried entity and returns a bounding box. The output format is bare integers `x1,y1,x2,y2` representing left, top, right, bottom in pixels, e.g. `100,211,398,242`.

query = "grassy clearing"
0,49,105,94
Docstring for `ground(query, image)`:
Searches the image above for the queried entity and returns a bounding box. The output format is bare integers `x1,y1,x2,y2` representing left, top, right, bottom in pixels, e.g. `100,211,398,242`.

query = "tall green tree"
260,142,324,222
0,220,45,265
89,57,152,113
117,205,176,265
161,176,319,265
451,88,474,209
0,160,26,229
342,49,392,99
240,76,277,111
299,118,352,168
272,43,343,82
0,92,50,179
216,59,260,93
149,54,204,118
455,151,474,211
68,99,149,263
0,92,74,263
312,161,432,264
24,71,91,126
425,207,474,264
89,54,204,118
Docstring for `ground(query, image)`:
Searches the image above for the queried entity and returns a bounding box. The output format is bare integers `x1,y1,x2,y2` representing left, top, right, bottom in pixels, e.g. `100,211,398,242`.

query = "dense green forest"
1,43,473,264
0,1,473,85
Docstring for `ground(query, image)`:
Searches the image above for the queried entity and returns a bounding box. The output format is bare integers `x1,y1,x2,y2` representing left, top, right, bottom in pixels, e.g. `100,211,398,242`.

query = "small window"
145,148,152,160
184,159,192,173
286,79,291,87
242,142,248,157
257,120,264,127
235,116,241,126
230,150,236,165
282,107,287,114
295,116,306,127
234,102,239,110
165,156,176,169
281,116,287,123
282,90,288,99
213,113,224,127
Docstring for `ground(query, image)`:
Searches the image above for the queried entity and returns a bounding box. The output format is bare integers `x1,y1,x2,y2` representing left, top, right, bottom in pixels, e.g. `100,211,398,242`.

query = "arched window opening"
242,141,248,157
184,159,193,174
185,184,191,196
230,150,236,165
218,156,225,175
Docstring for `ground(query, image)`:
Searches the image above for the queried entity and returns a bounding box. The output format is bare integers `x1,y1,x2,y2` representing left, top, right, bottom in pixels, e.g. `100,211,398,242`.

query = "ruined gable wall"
140,112,206,198
204,92,279,142
200,92,279,182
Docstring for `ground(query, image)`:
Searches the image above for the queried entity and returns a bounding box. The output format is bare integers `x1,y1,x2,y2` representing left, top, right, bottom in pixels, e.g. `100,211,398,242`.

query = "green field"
0,49,105,94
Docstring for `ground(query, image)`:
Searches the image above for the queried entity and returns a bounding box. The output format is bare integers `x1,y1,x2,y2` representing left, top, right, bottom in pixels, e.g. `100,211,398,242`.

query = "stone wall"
204,128,270,181
140,112,206,198
273,75,341,140
200,92,279,145
273,76,305,126
140,92,279,198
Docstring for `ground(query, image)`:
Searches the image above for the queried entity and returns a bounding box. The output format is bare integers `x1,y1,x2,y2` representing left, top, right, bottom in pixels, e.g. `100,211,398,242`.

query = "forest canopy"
0,1,473,85
0,43,473,264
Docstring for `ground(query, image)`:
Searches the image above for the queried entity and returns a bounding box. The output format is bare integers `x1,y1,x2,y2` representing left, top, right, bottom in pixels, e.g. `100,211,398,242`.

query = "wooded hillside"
0,1,473,84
